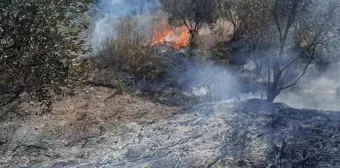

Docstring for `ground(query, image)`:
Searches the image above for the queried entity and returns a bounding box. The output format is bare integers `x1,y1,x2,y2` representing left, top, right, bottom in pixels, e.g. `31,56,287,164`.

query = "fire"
151,20,190,50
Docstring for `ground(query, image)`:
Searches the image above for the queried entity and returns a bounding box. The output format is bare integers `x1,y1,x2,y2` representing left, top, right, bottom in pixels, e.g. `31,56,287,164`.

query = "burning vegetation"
3,0,340,168
89,0,340,106
151,20,191,50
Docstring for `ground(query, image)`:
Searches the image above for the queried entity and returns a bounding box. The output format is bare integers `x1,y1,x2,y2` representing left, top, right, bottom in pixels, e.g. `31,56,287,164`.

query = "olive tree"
218,0,274,76
217,0,340,102
0,0,92,111
159,0,218,46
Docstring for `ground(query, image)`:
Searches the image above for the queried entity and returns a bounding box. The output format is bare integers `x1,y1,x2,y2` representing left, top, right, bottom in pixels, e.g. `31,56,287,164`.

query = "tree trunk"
267,69,282,103
267,86,278,103
189,31,197,48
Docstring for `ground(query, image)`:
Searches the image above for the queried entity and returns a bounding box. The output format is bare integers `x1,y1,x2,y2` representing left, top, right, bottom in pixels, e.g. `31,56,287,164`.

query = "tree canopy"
159,0,218,46
215,0,340,102
0,0,92,111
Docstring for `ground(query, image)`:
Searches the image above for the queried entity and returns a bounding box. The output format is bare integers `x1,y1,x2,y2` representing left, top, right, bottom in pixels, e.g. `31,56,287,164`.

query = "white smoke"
89,0,159,49
88,0,340,111
276,61,340,111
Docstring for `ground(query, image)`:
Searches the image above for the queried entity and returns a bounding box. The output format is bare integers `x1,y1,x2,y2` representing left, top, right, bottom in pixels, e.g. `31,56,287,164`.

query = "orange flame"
151,20,190,50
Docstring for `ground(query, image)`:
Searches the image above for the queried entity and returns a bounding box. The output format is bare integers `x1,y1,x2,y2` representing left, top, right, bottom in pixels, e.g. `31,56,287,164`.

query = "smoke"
178,56,263,103
186,64,239,100
250,46,340,111
276,60,340,111
88,0,247,104
88,0,340,111
275,0,340,111
89,0,159,49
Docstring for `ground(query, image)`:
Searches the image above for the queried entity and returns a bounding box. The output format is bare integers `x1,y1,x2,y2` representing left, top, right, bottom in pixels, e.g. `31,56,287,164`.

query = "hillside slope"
1,87,340,168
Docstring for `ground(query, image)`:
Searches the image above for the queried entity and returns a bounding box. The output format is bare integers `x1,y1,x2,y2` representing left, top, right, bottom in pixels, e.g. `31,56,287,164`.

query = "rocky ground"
1,87,340,168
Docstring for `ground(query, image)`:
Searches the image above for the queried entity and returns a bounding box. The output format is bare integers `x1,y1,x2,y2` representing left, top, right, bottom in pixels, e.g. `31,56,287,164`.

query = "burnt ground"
0,87,340,168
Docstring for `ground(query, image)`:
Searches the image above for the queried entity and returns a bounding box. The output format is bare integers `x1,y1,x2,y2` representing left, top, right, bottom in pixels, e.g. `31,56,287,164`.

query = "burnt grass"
3,98,340,168
89,47,263,107
2,48,338,167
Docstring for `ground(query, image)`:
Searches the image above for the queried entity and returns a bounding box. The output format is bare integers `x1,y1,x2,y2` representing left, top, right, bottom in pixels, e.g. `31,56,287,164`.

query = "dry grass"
92,16,168,86
94,17,150,72
0,86,179,143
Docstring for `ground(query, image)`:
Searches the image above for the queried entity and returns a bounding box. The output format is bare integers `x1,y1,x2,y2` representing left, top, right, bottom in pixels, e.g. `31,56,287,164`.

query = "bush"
95,17,148,68
116,79,128,94
0,0,92,111
93,17,166,85
211,42,231,65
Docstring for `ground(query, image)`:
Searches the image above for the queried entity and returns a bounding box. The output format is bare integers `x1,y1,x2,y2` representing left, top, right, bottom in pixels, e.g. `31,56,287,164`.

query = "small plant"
116,79,128,95
211,42,230,65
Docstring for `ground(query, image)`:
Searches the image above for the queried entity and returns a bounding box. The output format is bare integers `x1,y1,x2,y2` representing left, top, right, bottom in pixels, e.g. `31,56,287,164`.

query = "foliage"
211,42,231,65
93,17,166,84
159,0,218,46
217,0,340,102
96,17,148,69
218,0,273,43
0,0,92,110
260,0,340,102
116,79,128,95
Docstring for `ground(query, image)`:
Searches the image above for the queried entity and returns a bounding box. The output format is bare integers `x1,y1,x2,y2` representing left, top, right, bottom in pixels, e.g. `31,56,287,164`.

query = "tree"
259,0,340,102
218,0,274,75
159,0,217,46
0,0,92,111
216,0,241,42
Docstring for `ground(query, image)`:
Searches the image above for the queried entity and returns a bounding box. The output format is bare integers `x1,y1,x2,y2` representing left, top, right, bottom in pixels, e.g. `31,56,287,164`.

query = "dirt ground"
1,87,340,168
0,86,180,167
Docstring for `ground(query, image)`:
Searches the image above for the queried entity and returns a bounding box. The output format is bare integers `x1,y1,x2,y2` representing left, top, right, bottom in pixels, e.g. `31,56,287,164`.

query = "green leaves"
159,0,217,40
0,0,92,110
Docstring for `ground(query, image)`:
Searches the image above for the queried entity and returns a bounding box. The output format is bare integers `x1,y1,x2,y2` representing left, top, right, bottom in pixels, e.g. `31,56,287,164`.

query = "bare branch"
280,56,313,91
280,56,299,72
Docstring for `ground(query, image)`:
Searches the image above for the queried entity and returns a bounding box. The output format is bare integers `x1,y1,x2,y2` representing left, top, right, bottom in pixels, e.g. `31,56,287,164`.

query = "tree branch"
280,56,299,72
280,56,313,91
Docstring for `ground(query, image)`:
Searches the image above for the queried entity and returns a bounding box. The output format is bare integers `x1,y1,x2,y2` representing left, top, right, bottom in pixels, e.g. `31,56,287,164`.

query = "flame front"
152,21,190,49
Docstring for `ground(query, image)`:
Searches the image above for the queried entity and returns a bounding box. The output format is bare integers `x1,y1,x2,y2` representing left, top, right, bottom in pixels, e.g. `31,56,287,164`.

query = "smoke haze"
90,0,159,49
89,0,340,111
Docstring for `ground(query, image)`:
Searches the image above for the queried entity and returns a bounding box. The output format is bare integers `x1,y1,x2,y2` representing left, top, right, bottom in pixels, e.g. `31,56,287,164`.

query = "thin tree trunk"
267,66,283,103
190,31,197,48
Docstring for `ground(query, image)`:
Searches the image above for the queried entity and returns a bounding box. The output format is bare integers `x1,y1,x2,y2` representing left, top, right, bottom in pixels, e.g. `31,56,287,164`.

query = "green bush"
211,42,231,65
0,0,92,111
116,79,128,95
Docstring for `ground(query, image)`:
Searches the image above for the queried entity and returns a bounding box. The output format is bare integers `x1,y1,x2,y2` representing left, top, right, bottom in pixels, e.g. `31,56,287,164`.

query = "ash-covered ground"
1,87,339,168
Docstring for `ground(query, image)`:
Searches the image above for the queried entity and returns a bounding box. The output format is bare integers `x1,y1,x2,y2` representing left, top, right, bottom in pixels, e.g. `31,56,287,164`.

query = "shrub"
93,17,166,85
0,0,92,111
95,17,148,69
116,79,128,95
211,42,231,65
